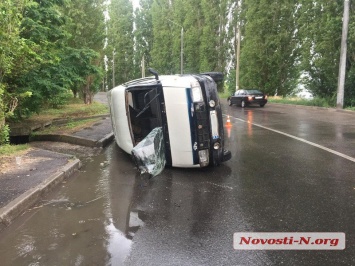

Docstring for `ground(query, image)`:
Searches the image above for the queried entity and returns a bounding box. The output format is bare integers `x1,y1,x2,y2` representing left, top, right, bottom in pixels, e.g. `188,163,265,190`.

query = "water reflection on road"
0,144,142,265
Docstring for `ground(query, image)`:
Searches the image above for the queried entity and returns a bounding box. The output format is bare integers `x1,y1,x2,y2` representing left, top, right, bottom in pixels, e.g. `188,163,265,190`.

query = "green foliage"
297,0,343,98
134,0,154,77
345,3,355,108
226,71,237,96
2,0,73,118
240,0,299,96
2,0,355,121
170,0,201,73
150,1,175,74
64,0,105,103
0,0,26,128
106,0,134,86
199,0,230,73
0,124,10,145
1,0,106,123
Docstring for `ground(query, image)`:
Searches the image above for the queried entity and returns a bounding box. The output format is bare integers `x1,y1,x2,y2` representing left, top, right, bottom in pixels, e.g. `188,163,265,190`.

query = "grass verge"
25,98,109,124
267,96,335,108
2,97,109,156
0,144,29,156
32,118,102,135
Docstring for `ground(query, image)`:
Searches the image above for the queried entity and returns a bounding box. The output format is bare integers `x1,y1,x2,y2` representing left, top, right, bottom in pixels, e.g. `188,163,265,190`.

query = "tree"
0,0,28,143
199,0,230,73
150,0,175,74
297,0,343,99
64,0,106,103
107,0,135,87
345,2,355,107
7,0,72,117
240,0,299,96
134,0,154,77
174,0,203,73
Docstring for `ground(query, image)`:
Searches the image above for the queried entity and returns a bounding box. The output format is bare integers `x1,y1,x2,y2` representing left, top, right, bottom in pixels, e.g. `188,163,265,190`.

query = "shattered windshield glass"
131,127,166,176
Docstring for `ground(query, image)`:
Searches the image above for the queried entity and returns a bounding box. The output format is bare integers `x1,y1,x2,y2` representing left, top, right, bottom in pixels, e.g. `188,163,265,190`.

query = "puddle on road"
0,144,144,266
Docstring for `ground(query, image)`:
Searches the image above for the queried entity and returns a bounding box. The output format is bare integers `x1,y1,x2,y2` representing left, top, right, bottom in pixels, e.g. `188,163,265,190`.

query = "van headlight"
213,142,220,149
198,149,209,167
191,81,203,102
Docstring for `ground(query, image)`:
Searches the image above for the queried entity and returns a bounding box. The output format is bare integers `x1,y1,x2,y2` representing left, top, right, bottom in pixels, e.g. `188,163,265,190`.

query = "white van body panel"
160,75,200,167
163,86,196,167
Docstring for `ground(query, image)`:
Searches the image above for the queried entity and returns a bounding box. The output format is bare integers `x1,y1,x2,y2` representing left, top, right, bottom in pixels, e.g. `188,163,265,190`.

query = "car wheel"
241,100,246,108
228,98,232,106
260,103,265,107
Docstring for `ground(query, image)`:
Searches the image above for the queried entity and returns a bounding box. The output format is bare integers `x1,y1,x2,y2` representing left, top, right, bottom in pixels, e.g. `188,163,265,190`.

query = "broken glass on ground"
131,127,166,176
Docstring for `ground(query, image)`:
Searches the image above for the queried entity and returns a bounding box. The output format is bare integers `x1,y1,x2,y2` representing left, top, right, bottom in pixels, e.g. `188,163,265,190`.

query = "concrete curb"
98,132,115,148
30,132,114,148
0,159,82,232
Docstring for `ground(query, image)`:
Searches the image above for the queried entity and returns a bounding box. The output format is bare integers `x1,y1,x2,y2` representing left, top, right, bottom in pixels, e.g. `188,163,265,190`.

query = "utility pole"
235,24,241,92
141,55,145,78
180,26,184,75
336,0,350,109
112,50,115,88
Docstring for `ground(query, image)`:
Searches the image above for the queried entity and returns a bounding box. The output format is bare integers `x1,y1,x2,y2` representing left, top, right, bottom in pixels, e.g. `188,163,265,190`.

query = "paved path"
0,92,113,231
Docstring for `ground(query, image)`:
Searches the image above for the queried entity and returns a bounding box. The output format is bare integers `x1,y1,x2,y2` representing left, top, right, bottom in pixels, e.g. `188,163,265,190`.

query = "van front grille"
195,103,210,149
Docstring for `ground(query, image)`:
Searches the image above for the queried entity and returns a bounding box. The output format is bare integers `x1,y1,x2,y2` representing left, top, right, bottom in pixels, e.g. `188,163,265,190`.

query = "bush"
0,124,10,145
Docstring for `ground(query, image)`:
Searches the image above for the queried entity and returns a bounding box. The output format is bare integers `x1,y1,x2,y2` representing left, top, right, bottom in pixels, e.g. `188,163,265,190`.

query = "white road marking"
225,115,355,163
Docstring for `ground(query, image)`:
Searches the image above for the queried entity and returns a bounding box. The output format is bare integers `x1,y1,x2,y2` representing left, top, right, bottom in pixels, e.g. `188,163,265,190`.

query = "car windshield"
245,90,262,94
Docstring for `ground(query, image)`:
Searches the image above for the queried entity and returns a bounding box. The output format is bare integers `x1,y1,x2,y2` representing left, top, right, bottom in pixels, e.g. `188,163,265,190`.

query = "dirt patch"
0,149,38,175
0,141,100,176
29,141,101,160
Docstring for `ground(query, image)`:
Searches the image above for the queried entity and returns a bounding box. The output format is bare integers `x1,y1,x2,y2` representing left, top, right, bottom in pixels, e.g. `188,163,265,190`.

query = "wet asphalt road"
0,103,354,266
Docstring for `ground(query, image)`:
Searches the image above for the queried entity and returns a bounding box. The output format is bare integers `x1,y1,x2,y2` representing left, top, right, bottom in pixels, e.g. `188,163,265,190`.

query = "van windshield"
126,86,162,145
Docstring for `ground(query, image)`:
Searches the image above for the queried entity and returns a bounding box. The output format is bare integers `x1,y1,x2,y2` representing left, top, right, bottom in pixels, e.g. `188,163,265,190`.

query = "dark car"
227,89,268,108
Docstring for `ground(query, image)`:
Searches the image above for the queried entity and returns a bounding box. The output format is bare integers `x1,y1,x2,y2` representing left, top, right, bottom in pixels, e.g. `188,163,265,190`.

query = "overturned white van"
107,69,231,176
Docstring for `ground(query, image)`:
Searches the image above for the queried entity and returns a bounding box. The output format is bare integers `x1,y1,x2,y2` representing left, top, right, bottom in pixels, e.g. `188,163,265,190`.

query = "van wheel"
228,98,232,106
241,100,246,108
260,103,265,107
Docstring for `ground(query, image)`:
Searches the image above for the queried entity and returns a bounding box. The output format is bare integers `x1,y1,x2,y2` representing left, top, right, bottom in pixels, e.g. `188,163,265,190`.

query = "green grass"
268,96,335,108
33,118,101,135
0,144,29,156
39,100,109,120
218,90,231,99
9,99,109,126
1,96,109,156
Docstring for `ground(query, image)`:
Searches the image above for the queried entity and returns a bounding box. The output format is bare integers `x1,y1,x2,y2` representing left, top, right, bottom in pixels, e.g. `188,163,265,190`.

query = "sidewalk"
0,92,114,231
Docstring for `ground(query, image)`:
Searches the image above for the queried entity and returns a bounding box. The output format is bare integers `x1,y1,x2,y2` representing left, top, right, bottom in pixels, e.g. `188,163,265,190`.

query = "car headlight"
191,81,203,102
